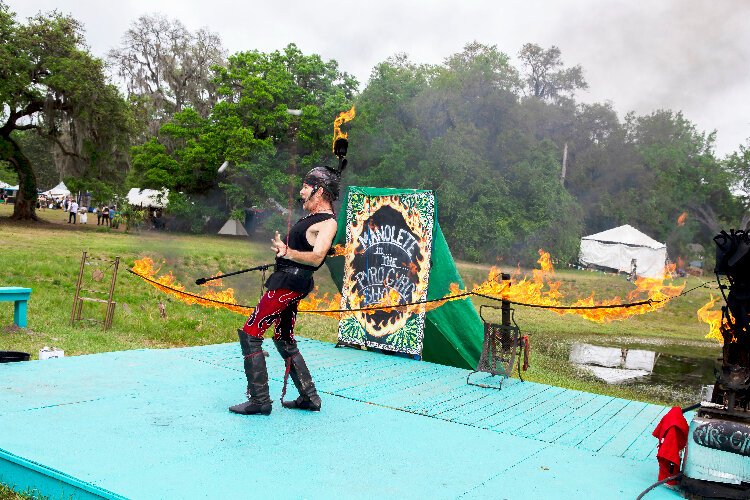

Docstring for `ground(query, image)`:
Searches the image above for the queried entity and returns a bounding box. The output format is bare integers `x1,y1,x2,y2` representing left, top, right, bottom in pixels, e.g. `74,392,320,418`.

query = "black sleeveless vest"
265,212,335,293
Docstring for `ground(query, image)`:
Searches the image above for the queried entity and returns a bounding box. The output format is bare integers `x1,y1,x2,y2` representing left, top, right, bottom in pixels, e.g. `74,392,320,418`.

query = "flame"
697,295,730,343
332,106,356,151
132,246,695,330
299,288,343,318
131,258,252,316
330,242,363,257
677,212,688,226
471,249,685,323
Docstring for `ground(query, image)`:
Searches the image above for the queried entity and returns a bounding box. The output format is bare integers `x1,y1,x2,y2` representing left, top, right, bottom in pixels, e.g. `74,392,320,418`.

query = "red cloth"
652,406,689,485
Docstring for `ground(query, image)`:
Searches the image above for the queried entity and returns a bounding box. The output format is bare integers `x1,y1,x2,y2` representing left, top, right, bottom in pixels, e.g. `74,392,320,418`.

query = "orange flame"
299,288,343,318
131,256,464,322
697,296,729,343
677,212,688,226
472,249,685,323
131,258,252,316
132,248,693,329
332,106,356,151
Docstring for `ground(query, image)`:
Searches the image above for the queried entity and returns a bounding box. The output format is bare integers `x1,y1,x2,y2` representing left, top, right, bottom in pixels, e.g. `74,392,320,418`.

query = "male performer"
229,166,341,415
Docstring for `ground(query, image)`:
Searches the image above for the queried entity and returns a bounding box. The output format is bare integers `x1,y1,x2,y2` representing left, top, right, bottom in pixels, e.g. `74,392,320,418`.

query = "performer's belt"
275,265,314,278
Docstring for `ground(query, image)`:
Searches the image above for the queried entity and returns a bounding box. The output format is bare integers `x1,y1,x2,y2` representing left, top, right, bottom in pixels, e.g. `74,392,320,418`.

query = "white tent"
217,219,248,236
579,224,667,279
0,181,11,189
42,181,70,198
127,188,169,208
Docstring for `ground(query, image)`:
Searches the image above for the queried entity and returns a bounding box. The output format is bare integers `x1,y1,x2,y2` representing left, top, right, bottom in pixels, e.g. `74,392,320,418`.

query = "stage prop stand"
467,273,530,389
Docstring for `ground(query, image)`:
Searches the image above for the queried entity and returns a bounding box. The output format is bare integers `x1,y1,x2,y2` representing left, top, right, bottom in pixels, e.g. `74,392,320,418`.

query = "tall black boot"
229,330,272,415
274,339,322,411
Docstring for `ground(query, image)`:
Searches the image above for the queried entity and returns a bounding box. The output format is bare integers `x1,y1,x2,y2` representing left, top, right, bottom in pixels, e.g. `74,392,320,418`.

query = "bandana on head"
303,166,342,200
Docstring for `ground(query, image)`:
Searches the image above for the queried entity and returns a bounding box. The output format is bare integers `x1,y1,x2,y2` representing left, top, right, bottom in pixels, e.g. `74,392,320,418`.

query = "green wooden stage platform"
0,339,684,499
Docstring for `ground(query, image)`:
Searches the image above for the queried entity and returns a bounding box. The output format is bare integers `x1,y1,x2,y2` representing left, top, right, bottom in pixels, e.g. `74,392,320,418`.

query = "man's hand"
271,231,287,258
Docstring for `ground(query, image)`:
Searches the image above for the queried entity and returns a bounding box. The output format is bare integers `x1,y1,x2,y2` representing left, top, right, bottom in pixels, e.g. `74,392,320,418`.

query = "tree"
108,13,225,135
0,4,132,220
12,130,57,189
725,139,750,226
127,43,357,228
518,43,587,102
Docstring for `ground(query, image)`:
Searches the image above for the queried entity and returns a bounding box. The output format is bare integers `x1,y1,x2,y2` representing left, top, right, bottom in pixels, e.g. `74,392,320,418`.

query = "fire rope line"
126,269,257,311
128,269,715,314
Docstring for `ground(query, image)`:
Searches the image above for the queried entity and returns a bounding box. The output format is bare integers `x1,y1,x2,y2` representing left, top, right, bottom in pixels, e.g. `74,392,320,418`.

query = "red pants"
242,289,306,341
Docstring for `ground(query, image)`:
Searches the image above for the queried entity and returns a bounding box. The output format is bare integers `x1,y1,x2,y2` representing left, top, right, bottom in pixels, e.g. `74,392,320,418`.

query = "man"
102,205,110,226
229,166,341,416
68,199,79,224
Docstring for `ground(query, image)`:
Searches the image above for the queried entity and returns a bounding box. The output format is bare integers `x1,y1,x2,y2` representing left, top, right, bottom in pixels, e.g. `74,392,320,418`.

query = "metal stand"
467,301,527,389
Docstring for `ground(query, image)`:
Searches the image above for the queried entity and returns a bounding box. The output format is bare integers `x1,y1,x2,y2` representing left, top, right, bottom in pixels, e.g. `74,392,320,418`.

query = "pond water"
570,342,717,390
646,352,716,387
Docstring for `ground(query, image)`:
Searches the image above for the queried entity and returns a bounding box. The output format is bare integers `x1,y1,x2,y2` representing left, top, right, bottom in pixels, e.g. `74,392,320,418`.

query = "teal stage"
0,339,684,499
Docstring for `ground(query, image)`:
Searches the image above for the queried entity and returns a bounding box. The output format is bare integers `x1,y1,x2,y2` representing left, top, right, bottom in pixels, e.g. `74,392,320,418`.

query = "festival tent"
326,186,483,370
0,181,11,189
126,188,169,208
217,219,248,236
579,224,667,279
42,181,70,198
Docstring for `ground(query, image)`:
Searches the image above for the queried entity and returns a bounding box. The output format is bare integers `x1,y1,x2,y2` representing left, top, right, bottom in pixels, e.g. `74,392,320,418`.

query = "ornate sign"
338,189,435,356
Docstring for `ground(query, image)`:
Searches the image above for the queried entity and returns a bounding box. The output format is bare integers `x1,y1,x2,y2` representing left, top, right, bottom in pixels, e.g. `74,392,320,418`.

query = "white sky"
11,0,750,157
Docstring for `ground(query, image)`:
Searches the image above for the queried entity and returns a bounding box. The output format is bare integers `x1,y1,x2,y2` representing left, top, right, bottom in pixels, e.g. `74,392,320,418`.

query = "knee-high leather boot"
229,330,272,415
274,339,321,411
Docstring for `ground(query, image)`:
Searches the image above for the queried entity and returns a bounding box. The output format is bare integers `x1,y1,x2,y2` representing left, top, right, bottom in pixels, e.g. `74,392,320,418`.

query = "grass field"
0,203,723,409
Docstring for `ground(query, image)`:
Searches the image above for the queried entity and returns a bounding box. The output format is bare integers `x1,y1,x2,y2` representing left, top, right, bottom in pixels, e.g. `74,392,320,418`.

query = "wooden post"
70,251,86,325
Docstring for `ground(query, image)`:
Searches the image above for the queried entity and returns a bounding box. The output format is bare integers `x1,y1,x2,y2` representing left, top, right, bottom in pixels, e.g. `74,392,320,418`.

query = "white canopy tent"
0,181,11,189
126,188,169,208
579,224,667,279
41,181,70,199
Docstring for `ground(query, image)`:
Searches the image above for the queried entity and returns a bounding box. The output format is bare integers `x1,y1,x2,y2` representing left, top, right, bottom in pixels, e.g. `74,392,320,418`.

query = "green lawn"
0,203,722,409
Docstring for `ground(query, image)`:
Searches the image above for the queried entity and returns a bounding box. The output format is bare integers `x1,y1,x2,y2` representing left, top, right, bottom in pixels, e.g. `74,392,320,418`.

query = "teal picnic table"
0,287,32,328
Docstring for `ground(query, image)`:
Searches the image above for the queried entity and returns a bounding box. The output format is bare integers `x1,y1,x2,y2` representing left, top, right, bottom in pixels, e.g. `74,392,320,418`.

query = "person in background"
102,205,110,226
68,199,78,224
95,206,101,225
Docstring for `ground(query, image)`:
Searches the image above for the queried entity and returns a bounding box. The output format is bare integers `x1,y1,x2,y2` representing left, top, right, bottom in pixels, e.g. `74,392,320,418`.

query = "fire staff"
229,165,342,416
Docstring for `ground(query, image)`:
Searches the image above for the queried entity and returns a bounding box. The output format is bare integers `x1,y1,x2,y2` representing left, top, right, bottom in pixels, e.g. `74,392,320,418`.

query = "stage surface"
0,339,683,499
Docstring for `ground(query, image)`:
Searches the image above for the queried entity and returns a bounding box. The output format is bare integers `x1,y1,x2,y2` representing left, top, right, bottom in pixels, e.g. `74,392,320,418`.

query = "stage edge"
0,446,125,499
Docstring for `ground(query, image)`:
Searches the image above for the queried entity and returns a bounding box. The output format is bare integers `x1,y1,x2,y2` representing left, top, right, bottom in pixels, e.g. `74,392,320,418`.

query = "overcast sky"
11,0,750,156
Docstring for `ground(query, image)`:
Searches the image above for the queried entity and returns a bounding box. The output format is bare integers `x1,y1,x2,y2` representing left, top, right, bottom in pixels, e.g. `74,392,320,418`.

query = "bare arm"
272,218,337,267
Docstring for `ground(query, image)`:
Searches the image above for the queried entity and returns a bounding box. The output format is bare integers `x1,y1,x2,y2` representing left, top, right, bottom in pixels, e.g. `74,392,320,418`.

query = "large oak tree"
0,3,131,220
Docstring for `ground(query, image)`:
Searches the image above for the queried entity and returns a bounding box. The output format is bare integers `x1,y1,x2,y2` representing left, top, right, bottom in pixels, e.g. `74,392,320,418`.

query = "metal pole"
501,272,511,327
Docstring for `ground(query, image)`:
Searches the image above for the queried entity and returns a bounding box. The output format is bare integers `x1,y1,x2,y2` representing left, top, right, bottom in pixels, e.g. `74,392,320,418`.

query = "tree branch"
14,123,38,131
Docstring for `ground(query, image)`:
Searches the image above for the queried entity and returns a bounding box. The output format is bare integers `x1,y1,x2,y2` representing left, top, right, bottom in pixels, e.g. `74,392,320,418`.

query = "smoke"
556,0,750,155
